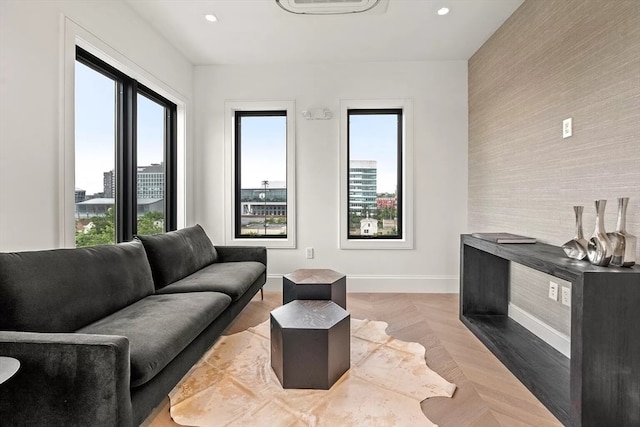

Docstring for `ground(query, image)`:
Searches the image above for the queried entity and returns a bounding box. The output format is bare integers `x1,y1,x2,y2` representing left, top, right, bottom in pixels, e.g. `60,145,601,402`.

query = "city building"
102,163,165,199
349,160,377,217
75,198,163,218
137,163,164,199
240,181,286,219
376,197,396,210
103,171,115,198
359,217,378,236
74,188,86,203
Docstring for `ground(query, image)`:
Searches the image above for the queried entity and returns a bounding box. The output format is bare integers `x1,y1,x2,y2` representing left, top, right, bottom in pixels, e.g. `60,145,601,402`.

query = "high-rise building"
103,163,164,199
103,171,115,198
137,163,164,199
349,160,377,216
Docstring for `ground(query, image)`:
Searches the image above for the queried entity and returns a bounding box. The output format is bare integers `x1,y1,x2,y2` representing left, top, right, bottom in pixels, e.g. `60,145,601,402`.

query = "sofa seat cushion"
137,225,218,290
77,292,231,387
155,261,266,301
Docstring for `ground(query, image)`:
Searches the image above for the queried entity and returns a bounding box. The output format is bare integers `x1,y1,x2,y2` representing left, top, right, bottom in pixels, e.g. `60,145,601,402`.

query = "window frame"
74,46,177,243
347,108,403,240
233,110,288,240
340,99,414,250
225,100,296,248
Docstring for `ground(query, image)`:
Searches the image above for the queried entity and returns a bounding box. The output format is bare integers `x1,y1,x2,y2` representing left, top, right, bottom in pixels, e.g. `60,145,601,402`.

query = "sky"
239,113,399,193
76,61,399,196
349,113,398,194
239,115,287,189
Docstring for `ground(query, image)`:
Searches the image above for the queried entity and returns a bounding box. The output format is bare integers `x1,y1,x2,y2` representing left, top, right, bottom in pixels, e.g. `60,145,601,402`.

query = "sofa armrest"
214,245,267,266
0,331,132,427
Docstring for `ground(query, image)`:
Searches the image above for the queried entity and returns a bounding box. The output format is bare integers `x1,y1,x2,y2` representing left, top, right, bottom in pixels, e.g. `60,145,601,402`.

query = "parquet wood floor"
142,292,561,427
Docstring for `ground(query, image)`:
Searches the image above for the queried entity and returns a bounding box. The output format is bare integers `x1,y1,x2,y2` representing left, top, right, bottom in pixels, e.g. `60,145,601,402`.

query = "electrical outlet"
563,118,572,138
305,247,314,259
548,281,559,301
561,286,571,307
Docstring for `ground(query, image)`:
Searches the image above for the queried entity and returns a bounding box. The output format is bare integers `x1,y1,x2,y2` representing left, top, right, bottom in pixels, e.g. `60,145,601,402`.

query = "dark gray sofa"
0,224,266,426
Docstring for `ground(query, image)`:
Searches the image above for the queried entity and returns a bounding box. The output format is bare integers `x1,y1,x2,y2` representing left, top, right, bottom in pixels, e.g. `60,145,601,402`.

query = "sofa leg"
260,287,264,300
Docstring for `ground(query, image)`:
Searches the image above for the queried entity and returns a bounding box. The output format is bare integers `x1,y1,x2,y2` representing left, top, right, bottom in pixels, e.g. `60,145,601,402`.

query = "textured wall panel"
469,0,640,327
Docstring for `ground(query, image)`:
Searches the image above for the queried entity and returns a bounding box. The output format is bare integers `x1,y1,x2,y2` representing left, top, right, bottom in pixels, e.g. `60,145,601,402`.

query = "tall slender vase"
608,197,636,267
587,199,613,266
562,206,588,260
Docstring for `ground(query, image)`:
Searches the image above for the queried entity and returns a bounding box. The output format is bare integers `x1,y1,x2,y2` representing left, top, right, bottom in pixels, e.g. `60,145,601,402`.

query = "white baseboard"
263,274,458,293
508,303,571,358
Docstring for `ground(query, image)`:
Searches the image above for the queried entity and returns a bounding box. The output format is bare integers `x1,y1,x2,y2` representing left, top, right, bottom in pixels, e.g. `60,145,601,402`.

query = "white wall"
0,2,468,292
194,61,468,292
0,0,193,251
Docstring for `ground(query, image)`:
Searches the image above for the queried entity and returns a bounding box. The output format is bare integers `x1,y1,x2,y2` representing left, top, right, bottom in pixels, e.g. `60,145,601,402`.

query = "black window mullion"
234,111,243,237
395,111,403,238
129,81,138,239
114,79,125,243
117,79,137,242
347,111,352,237
164,105,177,231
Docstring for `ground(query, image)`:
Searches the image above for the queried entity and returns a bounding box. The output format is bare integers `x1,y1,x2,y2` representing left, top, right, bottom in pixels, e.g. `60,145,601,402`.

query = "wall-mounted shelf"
460,234,640,427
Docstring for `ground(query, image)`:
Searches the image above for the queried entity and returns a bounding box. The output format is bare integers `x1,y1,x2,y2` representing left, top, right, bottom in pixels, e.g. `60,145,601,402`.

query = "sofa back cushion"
137,224,218,289
0,240,155,333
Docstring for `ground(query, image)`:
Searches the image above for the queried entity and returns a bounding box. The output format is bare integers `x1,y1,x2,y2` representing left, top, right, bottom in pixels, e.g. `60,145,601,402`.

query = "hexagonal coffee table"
283,269,347,309
270,300,350,389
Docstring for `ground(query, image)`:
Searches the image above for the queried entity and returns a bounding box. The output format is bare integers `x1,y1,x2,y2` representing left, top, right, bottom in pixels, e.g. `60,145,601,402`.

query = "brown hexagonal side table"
283,268,347,309
270,300,350,390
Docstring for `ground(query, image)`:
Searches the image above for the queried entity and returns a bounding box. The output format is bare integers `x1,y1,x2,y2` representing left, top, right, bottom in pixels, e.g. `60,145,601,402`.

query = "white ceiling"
125,0,524,65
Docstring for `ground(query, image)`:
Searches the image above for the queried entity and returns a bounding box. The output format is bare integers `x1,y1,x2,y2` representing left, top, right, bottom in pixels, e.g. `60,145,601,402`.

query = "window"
75,59,117,245
234,111,288,238
340,100,413,249
74,47,177,247
225,101,296,248
347,109,402,239
136,91,174,237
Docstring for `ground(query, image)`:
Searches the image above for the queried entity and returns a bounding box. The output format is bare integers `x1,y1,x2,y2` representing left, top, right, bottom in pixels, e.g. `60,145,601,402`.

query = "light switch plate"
561,286,571,307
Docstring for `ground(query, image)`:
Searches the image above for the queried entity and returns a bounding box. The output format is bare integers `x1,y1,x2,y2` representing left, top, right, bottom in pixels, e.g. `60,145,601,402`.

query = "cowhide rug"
169,319,456,427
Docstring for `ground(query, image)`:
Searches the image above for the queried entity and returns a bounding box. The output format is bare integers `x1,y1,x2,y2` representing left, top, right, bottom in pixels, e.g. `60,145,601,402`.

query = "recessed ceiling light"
437,7,450,16
204,13,218,22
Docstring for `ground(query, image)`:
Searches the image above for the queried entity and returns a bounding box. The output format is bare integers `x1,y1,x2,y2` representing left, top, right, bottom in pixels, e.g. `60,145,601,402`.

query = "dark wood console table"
460,234,639,427
0,356,20,384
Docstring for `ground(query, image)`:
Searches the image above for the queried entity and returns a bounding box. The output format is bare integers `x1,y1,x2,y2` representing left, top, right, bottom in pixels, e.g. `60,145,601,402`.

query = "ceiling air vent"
276,0,389,15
